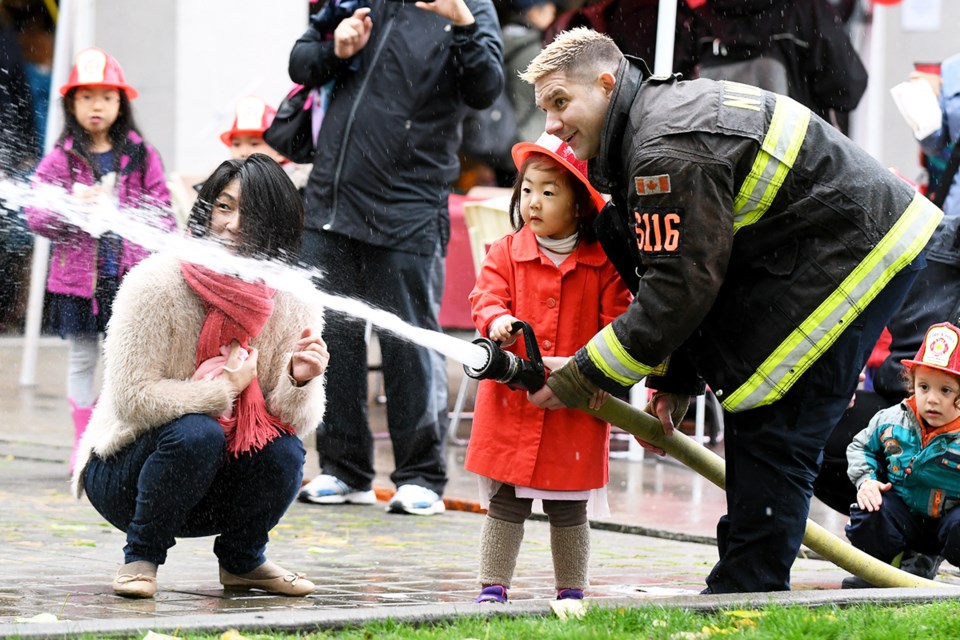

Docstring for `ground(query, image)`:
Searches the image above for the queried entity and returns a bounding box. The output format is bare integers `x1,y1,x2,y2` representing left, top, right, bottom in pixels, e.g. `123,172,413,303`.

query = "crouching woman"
72,153,327,599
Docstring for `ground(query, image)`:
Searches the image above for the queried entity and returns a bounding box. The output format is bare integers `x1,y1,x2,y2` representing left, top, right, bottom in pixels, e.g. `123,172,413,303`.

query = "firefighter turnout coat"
576,61,943,413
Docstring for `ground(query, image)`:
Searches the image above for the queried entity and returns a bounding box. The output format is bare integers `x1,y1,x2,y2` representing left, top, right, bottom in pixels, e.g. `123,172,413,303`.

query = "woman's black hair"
508,153,598,243
188,153,303,262
60,87,141,177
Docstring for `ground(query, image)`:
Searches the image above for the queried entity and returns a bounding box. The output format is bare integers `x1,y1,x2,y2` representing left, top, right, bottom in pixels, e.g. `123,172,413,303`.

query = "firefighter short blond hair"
520,28,623,85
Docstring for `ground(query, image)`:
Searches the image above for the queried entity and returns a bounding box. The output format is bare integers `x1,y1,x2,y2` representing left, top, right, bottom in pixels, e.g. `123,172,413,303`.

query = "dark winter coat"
289,0,504,255
577,60,941,412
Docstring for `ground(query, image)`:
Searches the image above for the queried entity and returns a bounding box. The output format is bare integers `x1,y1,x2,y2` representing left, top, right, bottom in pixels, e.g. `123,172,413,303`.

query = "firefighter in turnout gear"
523,28,943,593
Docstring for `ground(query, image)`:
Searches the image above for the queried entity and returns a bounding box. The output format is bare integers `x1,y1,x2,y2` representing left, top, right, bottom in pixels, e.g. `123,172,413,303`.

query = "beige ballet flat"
113,562,158,599
219,565,315,597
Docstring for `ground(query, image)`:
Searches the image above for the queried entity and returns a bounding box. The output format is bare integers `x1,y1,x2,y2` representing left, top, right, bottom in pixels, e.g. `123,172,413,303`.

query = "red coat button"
543,340,552,350
546,298,557,308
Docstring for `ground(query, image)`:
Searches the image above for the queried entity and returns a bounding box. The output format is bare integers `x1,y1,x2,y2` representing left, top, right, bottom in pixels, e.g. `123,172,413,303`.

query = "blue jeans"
83,414,305,574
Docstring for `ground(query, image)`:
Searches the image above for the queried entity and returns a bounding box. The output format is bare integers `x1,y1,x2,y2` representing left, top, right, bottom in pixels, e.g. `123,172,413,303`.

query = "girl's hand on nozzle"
488,315,521,346
223,340,258,394
856,478,891,512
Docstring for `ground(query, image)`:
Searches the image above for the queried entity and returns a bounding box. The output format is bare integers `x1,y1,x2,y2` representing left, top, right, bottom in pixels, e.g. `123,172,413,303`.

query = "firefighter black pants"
705,258,922,593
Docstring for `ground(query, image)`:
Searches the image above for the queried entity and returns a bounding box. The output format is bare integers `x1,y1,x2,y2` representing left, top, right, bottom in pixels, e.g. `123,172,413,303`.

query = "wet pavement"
1,335,959,637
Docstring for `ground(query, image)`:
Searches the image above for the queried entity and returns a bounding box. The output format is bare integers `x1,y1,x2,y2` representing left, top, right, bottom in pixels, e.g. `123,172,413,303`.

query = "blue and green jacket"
847,398,960,518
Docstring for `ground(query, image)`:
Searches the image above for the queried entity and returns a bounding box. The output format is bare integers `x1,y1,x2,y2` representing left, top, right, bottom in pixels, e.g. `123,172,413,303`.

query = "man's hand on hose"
637,392,692,456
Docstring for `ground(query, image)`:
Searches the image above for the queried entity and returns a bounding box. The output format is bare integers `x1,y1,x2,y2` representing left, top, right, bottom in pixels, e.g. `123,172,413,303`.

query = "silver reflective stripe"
585,325,659,387
722,192,942,412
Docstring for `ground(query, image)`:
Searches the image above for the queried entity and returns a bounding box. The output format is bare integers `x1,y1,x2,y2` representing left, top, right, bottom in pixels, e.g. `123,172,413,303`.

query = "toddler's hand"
856,478,891,512
488,315,521,346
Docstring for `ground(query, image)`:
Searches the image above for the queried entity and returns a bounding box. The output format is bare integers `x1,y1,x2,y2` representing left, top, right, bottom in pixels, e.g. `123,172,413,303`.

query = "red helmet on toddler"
902,322,960,378
220,96,277,146
60,47,138,100
511,132,607,214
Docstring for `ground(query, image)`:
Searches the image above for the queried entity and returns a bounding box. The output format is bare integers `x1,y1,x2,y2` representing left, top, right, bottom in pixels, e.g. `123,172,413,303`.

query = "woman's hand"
333,7,373,59
222,340,258,394
488,315,520,346
290,327,329,385
856,478,891,512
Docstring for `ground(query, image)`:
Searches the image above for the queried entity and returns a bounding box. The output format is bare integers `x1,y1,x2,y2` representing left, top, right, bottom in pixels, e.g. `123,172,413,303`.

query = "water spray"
0,178,489,371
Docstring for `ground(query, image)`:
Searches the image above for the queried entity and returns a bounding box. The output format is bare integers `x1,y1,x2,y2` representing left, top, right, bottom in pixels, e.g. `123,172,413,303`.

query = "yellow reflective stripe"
585,325,659,387
732,95,810,233
722,193,942,412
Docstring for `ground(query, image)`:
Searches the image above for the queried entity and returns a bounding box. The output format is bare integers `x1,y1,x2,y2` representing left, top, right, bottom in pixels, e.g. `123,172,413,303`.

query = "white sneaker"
387,484,445,516
298,474,376,505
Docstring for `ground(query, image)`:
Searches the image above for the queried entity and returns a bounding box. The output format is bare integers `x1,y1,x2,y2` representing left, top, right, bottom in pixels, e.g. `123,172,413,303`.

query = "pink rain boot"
69,399,94,474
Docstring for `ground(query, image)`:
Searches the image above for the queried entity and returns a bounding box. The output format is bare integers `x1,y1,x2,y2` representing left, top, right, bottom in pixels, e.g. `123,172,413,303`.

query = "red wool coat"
464,226,632,491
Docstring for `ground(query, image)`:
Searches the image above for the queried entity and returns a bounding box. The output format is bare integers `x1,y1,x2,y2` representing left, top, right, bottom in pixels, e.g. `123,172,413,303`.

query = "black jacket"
289,0,503,255
873,216,960,400
687,0,867,125
577,60,941,412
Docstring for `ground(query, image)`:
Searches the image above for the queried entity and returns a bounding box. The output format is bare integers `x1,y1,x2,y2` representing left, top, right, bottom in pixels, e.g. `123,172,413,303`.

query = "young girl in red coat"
465,133,631,603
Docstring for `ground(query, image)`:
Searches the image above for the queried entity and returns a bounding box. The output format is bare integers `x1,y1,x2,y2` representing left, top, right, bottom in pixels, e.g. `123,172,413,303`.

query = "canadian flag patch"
635,174,671,196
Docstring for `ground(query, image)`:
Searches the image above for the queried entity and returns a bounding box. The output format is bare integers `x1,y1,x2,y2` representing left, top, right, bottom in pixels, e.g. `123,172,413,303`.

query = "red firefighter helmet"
902,322,960,379
59,47,138,100
511,132,607,214
220,96,277,146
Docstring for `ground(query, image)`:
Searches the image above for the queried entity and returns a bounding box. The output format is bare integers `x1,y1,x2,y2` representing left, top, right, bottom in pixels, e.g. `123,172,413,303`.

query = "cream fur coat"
71,253,326,497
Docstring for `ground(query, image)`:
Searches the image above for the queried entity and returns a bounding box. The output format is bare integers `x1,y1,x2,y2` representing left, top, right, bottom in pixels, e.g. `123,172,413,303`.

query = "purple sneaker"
475,585,508,603
557,588,584,600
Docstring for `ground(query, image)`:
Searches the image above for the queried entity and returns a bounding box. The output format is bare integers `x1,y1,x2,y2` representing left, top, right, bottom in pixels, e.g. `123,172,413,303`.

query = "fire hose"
464,321,953,589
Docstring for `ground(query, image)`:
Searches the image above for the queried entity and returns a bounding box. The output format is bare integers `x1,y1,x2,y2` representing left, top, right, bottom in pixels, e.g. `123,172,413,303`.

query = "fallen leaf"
14,612,59,624
550,598,586,621
142,632,183,640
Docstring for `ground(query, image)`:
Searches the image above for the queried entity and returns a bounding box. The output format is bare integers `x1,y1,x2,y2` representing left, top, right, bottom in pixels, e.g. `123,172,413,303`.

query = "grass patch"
62,601,960,640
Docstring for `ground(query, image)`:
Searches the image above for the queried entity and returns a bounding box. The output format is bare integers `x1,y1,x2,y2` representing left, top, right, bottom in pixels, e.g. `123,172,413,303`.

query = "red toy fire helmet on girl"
902,322,960,379
220,96,277,146
511,132,607,214
60,47,139,100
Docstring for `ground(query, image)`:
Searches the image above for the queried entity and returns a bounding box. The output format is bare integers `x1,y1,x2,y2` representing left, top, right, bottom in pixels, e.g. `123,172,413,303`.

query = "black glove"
546,357,601,408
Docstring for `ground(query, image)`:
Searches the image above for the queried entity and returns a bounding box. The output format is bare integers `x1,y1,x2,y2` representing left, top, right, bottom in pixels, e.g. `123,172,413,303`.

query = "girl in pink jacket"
466,133,631,603
24,47,174,473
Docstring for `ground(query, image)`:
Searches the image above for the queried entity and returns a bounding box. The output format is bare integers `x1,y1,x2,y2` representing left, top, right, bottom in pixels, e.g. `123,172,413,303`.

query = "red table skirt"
440,193,481,330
